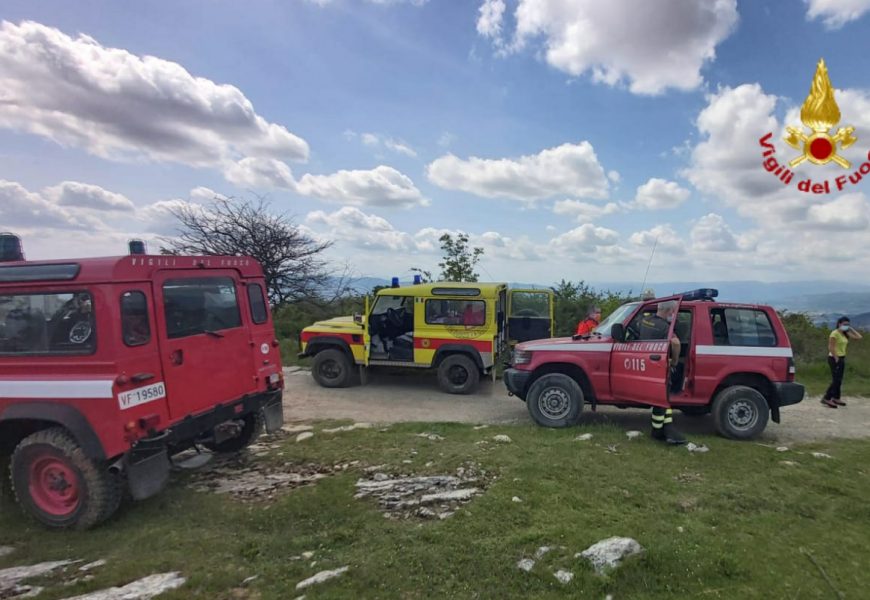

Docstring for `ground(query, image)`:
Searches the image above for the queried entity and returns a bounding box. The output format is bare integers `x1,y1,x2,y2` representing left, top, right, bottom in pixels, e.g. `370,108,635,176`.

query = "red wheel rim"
28,453,80,517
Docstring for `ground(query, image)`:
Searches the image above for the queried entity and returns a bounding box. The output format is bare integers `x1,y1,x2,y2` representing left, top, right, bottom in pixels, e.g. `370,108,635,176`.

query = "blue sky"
1,0,869,286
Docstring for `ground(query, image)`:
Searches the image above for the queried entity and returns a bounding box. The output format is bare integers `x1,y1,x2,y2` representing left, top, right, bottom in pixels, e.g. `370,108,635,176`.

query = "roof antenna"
639,236,658,296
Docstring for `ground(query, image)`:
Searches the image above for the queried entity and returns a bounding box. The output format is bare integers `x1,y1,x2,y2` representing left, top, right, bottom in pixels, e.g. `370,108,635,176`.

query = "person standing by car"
638,300,686,445
822,316,862,408
575,306,601,336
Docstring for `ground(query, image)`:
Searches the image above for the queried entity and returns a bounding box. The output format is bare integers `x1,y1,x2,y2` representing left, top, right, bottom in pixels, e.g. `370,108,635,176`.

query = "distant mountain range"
337,277,870,326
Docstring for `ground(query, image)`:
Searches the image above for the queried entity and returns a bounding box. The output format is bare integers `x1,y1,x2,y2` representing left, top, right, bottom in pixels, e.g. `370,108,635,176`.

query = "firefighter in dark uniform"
638,300,687,445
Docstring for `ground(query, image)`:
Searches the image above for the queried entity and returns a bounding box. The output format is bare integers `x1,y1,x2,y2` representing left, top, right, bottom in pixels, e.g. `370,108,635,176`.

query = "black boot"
651,423,687,445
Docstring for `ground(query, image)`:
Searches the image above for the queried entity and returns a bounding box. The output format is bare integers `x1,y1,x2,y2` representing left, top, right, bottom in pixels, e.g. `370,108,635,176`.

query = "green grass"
2,423,870,599
797,360,870,396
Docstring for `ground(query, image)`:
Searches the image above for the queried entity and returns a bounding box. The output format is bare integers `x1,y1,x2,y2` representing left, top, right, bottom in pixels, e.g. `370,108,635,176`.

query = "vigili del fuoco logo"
759,59,869,194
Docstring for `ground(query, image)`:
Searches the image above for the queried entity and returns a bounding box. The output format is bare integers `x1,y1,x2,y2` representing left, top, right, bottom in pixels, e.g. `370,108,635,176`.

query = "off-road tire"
204,412,264,453
312,348,353,388
437,354,480,394
526,373,583,428
10,427,121,530
712,385,769,440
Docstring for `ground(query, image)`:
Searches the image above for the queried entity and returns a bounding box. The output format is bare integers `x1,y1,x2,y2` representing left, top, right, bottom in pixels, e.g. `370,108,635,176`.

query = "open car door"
507,289,554,345
609,295,682,409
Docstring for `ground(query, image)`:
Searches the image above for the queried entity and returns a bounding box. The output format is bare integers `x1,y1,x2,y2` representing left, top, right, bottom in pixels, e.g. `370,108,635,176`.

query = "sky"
1,0,870,287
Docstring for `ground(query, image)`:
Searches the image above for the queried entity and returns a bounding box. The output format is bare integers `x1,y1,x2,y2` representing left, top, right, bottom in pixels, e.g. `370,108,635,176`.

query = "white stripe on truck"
695,345,792,358
0,380,114,399
531,343,614,352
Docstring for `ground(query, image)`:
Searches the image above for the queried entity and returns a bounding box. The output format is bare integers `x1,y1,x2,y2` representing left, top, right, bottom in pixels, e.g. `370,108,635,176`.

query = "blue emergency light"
413,274,422,285
391,276,400,288
0,233,24,262
680,288,718,301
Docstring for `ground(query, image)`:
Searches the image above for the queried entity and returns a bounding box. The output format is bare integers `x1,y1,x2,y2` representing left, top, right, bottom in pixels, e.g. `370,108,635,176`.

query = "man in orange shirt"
575,306,601,336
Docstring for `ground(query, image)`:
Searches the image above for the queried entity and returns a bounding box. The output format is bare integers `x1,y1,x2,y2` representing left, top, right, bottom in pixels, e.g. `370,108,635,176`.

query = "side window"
121,291,151,346
247,284,268,324
425,299,485,326
626,304,659,341
163,277,242,339
713,308,777,347
0,291,95,355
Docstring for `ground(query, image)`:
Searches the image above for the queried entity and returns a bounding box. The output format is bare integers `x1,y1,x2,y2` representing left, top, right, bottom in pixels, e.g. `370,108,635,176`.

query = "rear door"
243,279,282,389
154,271,257,420
507,289,553,344
610,298,682,408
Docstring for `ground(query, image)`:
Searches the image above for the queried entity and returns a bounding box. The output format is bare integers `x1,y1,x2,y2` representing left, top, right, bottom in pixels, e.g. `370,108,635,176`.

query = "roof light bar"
680,288,718,301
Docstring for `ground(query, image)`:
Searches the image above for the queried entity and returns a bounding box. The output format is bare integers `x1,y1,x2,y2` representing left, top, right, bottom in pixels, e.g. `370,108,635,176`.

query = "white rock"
295,567,349,590
0,547,13,558
776,446,789,452
416,433,445,441
425,461,434,467
242,576,259,585
0,560,76,590
625,430,642,440
473,425,489,430
301,551,315,560
51,572,186,600
686,442,709,453
402,460,413,464
296,432,314,443
420,488,478,504
577,537,644,575
780,460,799,467
534,546,552,559
677,526,684,533
282,424,313,434
78,560,107,573
575,433,593,441
812,452,832,459
517,558,535,572
554,570,574,584
492,435,513,443
511,496,523,503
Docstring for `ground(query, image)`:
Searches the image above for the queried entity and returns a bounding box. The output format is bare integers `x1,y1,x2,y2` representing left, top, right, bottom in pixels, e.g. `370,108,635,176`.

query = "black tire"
312,348,353,388
679,406,709,417
712,385,769,440
526,373,583,428
10,427,121,530
204,412,263,453
437,354,480,394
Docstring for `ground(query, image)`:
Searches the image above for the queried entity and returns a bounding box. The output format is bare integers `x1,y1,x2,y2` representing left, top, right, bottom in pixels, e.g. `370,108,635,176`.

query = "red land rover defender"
0,236,284,529
504,289,805,439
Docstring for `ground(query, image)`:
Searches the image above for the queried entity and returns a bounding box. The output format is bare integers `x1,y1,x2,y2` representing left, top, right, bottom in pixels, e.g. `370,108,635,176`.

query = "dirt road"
282,367,869,444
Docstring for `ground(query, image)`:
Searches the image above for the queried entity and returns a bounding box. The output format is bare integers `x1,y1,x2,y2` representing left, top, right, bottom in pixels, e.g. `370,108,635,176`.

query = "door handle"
649,354,662,361
170,349,184,366
131,372,156,383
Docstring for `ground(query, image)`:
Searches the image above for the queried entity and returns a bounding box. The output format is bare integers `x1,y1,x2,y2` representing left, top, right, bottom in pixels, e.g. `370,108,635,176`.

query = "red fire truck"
0,235,284,529
504,289,805,439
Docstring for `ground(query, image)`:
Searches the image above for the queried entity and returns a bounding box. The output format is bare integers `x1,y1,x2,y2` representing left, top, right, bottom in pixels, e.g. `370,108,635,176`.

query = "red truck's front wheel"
10,428,121,530
526,373,584,428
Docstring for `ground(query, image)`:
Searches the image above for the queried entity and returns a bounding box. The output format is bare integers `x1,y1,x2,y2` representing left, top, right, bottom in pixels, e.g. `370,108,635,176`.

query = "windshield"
593,302,640,337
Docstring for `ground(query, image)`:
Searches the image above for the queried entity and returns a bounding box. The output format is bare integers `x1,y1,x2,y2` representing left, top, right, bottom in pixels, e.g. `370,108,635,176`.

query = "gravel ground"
282,367,869,444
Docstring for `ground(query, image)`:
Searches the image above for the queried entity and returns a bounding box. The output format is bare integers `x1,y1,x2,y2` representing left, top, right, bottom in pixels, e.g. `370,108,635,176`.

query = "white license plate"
118,382,166,410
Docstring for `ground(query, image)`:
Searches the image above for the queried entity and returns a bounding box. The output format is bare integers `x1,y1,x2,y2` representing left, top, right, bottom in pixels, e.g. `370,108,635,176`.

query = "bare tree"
161,196,344,307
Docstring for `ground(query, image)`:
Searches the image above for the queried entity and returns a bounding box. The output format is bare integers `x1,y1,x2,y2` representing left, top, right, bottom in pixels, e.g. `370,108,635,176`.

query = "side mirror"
611,323,625,343
353,313,363,324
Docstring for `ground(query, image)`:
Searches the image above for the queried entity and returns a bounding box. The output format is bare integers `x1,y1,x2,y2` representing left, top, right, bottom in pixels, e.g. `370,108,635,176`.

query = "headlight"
513,349,533,365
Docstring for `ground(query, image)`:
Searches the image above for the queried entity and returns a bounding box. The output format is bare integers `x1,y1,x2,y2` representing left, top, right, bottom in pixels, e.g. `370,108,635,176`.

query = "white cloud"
549,223,619,252
480,0,738,95
553,199,620,222
43,181,135,212
633,178,690,210
427,141,609,202
306,207,416,251
806,193,870,230
690,213,737,251
477,0,506,39
805,0,870,28
224,157,296,189
354,132,418,157
0,179,110,230
438,131,457,148
0,20,308,169
607,170,621,183
296,165,427,208
138,199,203,236
629,224,685,254
189,186,227,203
